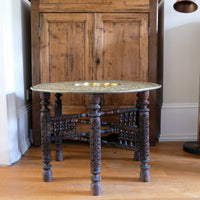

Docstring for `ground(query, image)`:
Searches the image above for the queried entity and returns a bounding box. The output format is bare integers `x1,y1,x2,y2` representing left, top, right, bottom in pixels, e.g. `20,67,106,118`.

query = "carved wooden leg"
54,93,63,161
40,92,52,182
134,93,140,161
89,93,101,196
138,91,150,182
54,93,62,116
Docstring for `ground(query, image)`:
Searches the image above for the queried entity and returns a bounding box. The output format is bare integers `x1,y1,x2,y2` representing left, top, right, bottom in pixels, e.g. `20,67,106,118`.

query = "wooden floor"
0,142,200,200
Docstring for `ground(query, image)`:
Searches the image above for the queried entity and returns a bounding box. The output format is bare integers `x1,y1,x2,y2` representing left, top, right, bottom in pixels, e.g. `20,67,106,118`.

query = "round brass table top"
31,80,161,94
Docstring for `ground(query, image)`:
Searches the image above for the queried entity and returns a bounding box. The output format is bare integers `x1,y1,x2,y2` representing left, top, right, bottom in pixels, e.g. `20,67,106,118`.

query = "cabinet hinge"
39,27,40,38
148,27,151,36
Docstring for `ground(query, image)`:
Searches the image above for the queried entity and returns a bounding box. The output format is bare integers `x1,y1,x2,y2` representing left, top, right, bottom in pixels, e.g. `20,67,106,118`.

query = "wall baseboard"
16,104,32,116
159,103,199,142
159,134,197,142
16,104,32,158
5,93,32,165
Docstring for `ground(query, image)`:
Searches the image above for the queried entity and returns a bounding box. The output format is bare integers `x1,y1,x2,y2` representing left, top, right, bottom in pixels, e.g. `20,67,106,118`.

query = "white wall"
160,0,200,141
0,0,31,165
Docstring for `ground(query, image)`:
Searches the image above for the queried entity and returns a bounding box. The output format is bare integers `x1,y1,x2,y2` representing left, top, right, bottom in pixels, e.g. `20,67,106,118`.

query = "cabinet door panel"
40,13,94,113
95,13,148,108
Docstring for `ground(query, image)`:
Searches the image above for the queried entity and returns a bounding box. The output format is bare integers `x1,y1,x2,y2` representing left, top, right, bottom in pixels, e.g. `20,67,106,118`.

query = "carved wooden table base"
39,91,150,195
32,80,161,195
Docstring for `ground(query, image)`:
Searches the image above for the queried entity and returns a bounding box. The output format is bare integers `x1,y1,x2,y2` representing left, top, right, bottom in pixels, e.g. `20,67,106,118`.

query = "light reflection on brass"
75,82,120,87
92,82,98,87
110,83,119,86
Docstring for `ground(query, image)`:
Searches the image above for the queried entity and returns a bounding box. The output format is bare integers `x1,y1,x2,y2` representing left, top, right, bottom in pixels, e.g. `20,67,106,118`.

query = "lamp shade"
173,0,198,13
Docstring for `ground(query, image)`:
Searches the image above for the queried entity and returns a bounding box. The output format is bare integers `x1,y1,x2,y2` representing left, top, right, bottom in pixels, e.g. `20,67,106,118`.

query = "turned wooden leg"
89,93,101,196
40,92,52,182
54,93,63,161
138,91,150,182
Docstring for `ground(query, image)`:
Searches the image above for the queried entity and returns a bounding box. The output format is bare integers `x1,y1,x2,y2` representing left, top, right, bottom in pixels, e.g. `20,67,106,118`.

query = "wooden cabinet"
31,0,159,145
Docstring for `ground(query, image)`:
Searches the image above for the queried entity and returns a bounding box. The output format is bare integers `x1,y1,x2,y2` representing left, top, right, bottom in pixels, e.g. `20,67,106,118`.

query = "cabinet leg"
138,91,150,182
55,138,63,161
40,92,52,182
89,94,101,196
133,151,140,161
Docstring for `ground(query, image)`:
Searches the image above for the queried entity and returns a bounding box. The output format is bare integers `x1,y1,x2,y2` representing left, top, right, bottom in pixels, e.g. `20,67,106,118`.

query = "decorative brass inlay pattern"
31,80,161,94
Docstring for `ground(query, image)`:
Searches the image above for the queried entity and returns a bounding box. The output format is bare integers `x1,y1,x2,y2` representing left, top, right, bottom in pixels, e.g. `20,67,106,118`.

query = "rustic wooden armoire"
31,0,159,146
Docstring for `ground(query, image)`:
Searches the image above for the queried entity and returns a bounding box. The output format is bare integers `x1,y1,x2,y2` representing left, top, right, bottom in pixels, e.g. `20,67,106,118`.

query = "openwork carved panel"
51,107,139,150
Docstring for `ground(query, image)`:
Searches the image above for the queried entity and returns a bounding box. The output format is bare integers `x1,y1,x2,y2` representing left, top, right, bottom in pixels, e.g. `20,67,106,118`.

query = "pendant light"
173,0,198,13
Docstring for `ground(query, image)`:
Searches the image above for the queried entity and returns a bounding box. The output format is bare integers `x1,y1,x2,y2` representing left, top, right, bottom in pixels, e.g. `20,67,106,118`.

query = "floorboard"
0,142,200,200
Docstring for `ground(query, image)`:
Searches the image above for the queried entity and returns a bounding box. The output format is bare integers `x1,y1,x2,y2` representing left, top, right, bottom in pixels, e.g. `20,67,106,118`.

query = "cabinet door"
40,12,148,112
95,13,149,109
40,13,94,114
